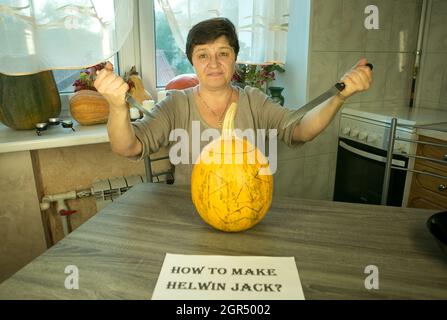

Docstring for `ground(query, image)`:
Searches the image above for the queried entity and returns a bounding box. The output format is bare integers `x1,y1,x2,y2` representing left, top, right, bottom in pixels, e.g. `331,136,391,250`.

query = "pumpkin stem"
222,103,237,139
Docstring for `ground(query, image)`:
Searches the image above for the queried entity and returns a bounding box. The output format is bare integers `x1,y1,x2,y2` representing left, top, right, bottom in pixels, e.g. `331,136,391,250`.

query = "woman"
94,17,372,185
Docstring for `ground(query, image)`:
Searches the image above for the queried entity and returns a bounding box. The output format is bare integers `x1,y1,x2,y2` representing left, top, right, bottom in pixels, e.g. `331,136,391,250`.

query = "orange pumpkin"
191,103,273,232
166,74,199,90
69,90,109,125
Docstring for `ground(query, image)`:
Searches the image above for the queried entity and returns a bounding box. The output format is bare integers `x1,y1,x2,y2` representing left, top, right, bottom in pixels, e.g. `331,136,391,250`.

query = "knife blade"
282,63,373,129
125,93,156,120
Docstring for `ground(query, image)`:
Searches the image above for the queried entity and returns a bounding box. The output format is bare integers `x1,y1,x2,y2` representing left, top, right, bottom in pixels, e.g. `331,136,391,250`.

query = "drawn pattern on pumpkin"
194,157,272,230
191,102,273,232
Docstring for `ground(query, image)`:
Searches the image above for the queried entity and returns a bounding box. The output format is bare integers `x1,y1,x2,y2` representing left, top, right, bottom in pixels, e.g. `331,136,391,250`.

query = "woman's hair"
186,17,240,64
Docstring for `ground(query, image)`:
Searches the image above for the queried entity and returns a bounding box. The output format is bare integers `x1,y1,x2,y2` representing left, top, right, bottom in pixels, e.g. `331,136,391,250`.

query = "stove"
339,111,415,155
333,107,417,207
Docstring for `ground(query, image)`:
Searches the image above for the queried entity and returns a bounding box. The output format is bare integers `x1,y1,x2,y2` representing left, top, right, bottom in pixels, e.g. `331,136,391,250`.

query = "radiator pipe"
40,189,92,236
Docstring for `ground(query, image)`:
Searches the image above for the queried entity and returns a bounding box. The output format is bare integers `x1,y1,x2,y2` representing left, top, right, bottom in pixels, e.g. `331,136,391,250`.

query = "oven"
333,113,414,207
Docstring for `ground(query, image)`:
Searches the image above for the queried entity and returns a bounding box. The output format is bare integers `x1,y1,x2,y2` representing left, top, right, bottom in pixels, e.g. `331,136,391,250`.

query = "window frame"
138,0,158,100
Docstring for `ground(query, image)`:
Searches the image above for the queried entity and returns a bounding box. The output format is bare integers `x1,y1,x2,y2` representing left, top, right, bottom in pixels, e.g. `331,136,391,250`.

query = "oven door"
333,138,409,206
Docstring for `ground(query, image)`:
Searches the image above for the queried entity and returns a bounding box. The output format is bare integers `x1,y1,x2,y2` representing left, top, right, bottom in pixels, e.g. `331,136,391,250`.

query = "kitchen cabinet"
407,135,447,210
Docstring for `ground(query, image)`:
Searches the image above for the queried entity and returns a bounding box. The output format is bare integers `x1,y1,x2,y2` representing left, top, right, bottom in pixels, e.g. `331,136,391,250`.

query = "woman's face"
191,36,236,90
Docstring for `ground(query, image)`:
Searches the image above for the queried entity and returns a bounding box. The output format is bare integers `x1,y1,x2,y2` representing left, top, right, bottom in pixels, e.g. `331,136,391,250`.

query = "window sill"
0,120,109,154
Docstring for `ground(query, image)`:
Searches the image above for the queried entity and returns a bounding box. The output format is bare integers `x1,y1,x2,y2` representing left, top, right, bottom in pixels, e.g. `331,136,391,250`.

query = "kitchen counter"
343,105,447,127
0,183,445,300
0,121,109,154
343,105,447,140
417,124,447,141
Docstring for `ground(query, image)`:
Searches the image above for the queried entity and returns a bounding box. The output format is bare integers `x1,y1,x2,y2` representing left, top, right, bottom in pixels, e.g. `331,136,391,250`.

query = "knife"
282,63,373,129
125,93,157,120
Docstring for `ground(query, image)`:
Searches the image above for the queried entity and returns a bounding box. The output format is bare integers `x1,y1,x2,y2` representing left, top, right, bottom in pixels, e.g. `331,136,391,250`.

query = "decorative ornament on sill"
35,118,75,136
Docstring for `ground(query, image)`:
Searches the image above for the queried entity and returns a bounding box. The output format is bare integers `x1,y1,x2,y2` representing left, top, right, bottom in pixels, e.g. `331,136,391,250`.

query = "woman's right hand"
94,62,129,111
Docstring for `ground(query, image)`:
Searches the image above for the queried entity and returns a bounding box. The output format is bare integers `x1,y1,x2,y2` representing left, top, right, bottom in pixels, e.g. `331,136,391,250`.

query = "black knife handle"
335,63,374,92
335,83,346,92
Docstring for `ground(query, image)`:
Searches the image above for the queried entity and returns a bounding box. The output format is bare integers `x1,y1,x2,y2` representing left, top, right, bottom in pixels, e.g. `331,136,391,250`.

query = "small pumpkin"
69,90,109,126
191,103,273,232
0,71,61,130
166,74,199,90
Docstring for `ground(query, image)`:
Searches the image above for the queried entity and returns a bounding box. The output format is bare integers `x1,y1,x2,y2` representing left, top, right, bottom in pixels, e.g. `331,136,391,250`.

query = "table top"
0,183,446,300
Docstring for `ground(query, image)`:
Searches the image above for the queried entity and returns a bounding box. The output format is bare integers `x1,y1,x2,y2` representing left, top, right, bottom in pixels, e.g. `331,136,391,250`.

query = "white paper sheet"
152,254,305,300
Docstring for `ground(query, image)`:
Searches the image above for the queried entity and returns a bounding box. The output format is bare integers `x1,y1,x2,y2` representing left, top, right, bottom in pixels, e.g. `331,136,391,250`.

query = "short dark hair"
186,17,240,64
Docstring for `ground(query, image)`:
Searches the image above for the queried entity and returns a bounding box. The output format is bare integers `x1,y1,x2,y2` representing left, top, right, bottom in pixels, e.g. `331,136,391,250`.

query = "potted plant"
232,62,285,105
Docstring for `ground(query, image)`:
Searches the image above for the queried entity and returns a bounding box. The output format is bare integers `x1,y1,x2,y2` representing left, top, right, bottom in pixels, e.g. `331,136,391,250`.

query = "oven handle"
339,141,406,168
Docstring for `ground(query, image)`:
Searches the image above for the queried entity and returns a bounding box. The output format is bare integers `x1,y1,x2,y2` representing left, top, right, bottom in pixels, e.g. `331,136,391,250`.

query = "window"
53,55,119,93
0,0,131,90
151,0,289,89
154,1,193,88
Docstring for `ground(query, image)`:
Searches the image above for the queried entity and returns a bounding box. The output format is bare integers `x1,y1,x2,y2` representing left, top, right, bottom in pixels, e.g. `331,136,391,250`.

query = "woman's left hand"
339,58,373,99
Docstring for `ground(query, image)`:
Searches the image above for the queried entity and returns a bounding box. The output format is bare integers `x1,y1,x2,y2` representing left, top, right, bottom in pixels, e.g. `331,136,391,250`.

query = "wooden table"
0,183,446,300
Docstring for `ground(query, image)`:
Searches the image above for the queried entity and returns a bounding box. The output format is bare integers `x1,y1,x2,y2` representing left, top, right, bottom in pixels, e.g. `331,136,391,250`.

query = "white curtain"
0,0,133,75
158,0,289,64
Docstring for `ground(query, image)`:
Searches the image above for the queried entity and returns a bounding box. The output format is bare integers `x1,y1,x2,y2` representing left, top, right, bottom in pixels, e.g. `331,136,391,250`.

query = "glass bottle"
269,86,285,106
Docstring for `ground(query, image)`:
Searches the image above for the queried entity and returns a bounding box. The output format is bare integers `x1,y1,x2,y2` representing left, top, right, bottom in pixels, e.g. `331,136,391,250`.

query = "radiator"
91,175,146,211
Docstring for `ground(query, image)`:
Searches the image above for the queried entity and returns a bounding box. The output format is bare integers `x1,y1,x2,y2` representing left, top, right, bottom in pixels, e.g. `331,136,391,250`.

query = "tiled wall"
275,0,423,200
418,0,447,110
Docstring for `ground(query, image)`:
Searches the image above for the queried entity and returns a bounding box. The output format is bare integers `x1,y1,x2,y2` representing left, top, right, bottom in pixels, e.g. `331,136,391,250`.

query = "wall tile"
427,0,447,53
361,52,388,102
302,153,335,200
340,0,368,51
343,101,361,110
417,99,440,110
309,52,339,100
365,0,394,52
304,117,339,157
384,52,415,101
360,100,385,110
382,100,408,109
277,140,306,161
274,158,305,198
311,0,343,51
418,52,446,103
390,0,422,52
